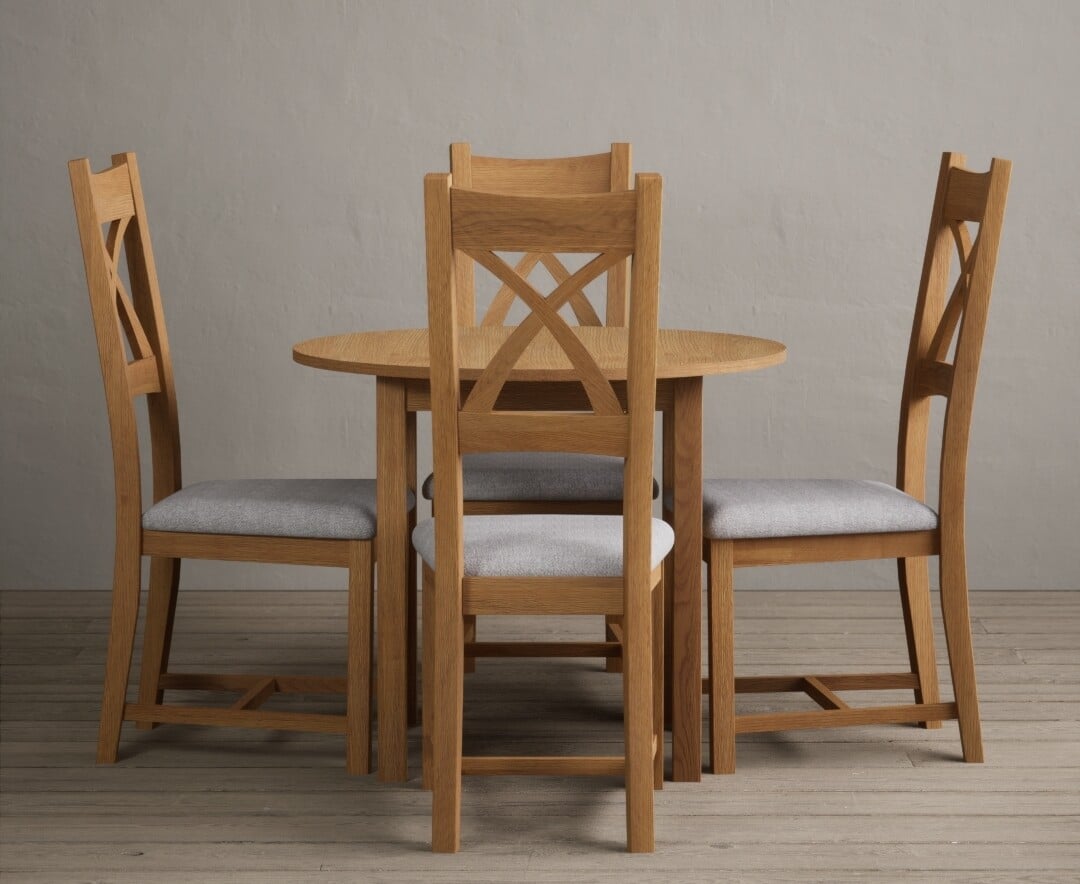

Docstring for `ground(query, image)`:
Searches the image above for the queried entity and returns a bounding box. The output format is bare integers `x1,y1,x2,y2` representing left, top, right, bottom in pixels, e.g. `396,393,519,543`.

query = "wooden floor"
1,588,1078,882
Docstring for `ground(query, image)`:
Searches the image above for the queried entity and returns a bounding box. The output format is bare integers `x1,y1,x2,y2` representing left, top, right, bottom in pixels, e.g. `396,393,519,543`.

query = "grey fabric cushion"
412,514,674,577
421,452,659,502
143,479,412,540
686,479,938,541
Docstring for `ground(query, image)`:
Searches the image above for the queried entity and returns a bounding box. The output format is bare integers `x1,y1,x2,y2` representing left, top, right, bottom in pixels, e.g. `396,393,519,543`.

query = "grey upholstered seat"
692,479,938,540
421,452,659,503
412,514,674,578
143,479,413,540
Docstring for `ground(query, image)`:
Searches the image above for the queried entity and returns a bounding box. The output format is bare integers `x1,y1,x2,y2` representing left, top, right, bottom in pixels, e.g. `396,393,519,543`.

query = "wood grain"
424,175,465,850
451,143,630,687
461,248,628,414
69,152,375,771
444,145,631,680
670,376,703,782
418,173,665,852
294,327,786,381
452,143,629,327
468,150,615,195
376,377,412,783
3,588,1077,880
703,153,1012,773
462,577,627,616
451,188,638,253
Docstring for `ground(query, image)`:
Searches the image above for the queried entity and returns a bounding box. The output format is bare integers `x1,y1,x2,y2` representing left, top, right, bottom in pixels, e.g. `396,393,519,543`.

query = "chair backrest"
449,143,633,327
896,153,1011,527
424,172,662,590
69,152,182,536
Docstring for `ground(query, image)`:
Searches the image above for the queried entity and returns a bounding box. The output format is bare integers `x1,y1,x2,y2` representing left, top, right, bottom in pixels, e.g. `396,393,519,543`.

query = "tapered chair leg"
136,556,181,728
705,547,715,764
408,505,421,725
463,615,477,674
897,555,943,728
938,535,983,762
429,564,464,852
407,412,421,724
652,573,665,789
662,538,675,728
346,542,374,775
707,541,736,775
606,614,623,673
97,547,142,764
421,566,434,790
623,573,655,853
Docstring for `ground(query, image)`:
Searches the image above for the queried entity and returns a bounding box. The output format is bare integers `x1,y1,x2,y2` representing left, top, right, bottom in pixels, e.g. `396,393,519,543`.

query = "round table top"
293,327,786,381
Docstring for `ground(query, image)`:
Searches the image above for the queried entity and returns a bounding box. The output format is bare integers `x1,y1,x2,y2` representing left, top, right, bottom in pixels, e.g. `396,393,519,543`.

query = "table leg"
670,377,703,781
376,377,410,782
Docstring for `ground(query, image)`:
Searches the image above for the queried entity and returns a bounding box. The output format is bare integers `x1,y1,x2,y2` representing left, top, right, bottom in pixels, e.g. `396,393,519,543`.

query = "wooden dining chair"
69,152,410,773
417,173,667,851
420,144,651,673
700,153,1011,773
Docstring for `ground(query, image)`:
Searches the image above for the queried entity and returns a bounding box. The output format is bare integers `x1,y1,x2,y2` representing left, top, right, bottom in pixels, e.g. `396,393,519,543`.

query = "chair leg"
463,615,477,674
605,614,623,673
662,541,675,729
346,542,374,776
430,563,463,852
136,556,180,729
97,545,142,764
897,555,943,729
707,541,736,775
652,572,665,789
939,531,983,762
705,546,715,759
622,573,655,853
421,565,434,790
408,507,421,725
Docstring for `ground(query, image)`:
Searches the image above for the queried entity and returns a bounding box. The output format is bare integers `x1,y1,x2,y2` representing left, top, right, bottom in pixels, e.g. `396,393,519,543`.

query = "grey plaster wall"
2,0,1077,590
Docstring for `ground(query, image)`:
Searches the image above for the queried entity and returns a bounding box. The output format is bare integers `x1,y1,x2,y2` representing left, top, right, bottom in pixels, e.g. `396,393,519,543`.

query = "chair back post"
449,144,476,327
449,143,633,327
606,143,633,326
69,153,183,535
116,153,183,506
896,153,1011,527
70,156,143,545
424,172,467,592
623,173,663,595
937,158,1011,529
423,172,466,845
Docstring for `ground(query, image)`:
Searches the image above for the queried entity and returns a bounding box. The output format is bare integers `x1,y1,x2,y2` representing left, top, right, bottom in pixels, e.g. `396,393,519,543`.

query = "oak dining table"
293,325,786,783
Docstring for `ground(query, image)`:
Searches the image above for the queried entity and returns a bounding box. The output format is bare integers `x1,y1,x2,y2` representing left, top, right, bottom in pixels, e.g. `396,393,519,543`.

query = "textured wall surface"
2,0,1078,590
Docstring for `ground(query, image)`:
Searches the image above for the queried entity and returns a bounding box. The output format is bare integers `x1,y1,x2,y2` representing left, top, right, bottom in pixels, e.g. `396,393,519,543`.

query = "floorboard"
1,588,1078,882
